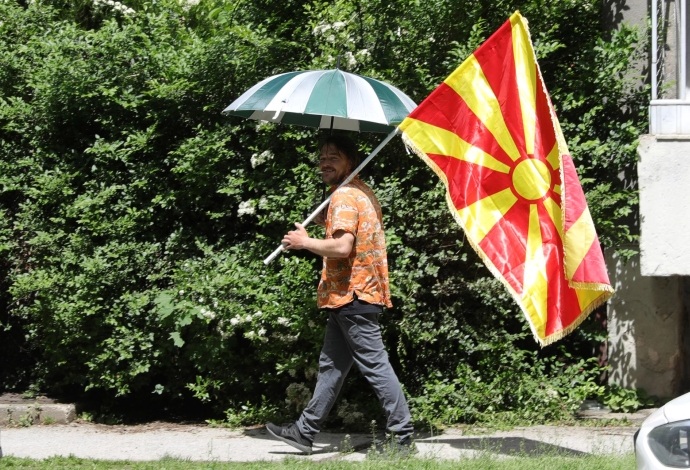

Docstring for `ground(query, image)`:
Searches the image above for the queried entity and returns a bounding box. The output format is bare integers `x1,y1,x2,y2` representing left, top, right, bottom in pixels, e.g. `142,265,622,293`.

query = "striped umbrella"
225,69,417,264
223,69,417,133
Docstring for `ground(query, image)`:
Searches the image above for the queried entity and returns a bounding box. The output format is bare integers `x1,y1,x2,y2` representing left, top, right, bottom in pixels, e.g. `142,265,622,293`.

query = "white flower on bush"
244,314,252,322
92,0,135,16
200,308,215,320
255,121,273,132
237,200,255,217
250,150,273,168
277,316,290,326
216,320,228,339
343,51,356,68
274,333,298,342
244,330,267,342
253,310,262,318
314,21,347,36
258,327,266,336
180,0,199,11
312,23,331,36
230,316,241,326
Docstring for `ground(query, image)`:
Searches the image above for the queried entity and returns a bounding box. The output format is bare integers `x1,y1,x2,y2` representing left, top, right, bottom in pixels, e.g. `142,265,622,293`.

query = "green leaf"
154,293,175,319
169,332,185,348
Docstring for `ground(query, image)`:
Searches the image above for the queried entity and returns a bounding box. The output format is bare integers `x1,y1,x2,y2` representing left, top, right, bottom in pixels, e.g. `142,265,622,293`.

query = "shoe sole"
266,426,313,454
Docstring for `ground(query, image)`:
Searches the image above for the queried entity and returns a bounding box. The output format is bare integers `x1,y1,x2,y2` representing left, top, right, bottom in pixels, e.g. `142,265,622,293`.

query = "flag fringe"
539,290,612,346
569,280,615,293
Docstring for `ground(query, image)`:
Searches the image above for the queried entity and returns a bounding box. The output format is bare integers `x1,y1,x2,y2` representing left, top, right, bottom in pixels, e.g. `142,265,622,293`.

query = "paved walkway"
0,397,651,462
1,421,641,462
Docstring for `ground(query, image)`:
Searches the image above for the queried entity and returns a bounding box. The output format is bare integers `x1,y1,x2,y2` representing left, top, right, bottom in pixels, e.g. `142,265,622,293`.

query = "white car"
635,391,690,469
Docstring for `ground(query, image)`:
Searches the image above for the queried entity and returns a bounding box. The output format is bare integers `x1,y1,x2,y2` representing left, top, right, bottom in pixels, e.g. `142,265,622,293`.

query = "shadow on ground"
424,437,588,457
244,426,590,458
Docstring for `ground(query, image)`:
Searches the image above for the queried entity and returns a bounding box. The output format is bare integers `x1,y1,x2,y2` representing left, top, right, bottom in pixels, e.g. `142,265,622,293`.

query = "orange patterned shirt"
317,177,392,309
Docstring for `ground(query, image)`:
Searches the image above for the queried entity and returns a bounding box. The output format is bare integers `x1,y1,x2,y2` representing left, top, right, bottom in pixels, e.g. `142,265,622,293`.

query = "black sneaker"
266,422,313,454
396,435,416,456
374,434,416,457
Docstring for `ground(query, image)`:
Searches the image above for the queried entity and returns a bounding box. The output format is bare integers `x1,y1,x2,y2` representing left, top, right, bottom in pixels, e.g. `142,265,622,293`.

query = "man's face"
319,144,351,186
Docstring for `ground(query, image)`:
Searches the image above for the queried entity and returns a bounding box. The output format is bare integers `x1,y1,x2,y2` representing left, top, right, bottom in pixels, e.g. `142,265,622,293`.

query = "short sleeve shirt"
317,177,393,309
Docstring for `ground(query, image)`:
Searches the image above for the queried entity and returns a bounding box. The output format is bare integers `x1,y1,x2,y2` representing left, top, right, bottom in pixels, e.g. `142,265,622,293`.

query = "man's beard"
321,169,348,186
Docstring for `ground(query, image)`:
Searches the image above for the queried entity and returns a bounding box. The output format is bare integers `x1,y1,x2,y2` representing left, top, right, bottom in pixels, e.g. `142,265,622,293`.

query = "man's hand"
282,223,310,251
282,223,354,258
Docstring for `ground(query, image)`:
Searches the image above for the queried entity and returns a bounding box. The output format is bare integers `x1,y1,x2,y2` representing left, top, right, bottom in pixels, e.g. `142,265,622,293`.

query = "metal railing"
652,0,687,100
678,0,690,100
650,0,689,134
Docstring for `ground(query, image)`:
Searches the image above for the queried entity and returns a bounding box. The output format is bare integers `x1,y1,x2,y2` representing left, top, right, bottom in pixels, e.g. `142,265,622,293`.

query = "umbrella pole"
263,127,400,265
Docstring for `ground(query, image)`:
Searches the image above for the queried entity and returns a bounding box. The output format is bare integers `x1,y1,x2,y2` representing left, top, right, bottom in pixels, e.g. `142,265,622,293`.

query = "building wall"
638,136,690,275
606,0,690,399
607,250,685,398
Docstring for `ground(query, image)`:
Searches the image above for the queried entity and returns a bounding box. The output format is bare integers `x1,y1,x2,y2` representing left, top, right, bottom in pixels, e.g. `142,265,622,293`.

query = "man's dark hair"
320,134,360,169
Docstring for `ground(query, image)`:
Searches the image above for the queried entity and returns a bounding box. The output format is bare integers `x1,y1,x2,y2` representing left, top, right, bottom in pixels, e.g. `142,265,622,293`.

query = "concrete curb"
576,408,656,424
0,403,76,426
0,400,653,427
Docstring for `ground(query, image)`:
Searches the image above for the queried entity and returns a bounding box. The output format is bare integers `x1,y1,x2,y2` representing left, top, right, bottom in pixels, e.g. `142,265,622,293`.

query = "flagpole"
263,127,400,265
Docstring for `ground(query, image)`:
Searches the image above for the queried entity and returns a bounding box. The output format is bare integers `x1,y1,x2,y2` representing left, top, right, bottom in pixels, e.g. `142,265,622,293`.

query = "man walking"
266,135,414,454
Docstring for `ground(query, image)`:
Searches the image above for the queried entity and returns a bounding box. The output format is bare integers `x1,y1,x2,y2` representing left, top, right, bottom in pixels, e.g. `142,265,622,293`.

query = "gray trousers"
296,311,413,442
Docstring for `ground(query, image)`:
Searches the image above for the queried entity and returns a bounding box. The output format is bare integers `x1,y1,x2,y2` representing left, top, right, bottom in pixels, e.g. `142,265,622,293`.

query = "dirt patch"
0,392,60,405
72,421,217,433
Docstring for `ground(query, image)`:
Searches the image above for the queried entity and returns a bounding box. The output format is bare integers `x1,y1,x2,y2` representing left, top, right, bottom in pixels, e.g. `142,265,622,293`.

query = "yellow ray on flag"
457,188,518,243
399,11,614,346
511,14,538,156
444,56,522,162
522,205,549,337
400,118,511,174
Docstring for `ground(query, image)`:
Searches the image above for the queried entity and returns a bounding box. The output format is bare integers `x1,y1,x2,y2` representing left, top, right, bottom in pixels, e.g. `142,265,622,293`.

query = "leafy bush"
600,385,656,413
0,0,648,426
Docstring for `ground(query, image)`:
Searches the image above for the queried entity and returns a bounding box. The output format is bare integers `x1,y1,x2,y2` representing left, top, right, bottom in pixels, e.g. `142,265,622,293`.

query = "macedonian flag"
399,12,614,346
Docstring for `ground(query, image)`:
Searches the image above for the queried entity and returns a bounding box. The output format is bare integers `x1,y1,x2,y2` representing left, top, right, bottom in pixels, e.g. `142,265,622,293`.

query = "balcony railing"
650,0,690,134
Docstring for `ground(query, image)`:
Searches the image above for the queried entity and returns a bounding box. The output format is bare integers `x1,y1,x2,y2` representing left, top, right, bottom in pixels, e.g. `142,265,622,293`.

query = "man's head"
318,135,360,186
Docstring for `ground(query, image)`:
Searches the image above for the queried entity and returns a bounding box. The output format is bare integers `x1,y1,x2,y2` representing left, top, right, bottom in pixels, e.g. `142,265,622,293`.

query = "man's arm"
282,223,354,258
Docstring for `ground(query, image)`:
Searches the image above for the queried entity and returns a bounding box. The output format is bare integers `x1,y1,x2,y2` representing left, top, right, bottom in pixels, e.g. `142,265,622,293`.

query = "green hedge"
0,0,647,426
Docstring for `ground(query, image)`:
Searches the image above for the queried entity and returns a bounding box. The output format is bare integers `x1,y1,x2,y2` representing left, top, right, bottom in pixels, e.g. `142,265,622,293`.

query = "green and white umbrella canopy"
223,69,417,133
